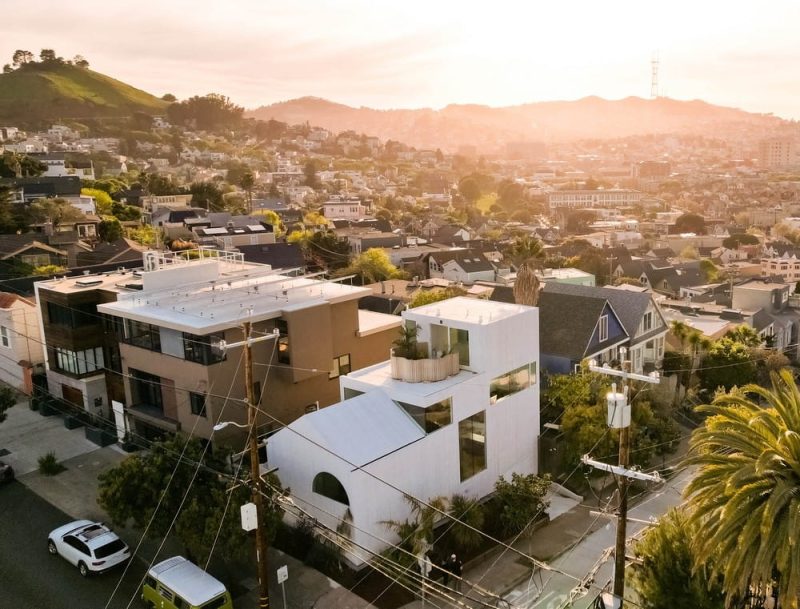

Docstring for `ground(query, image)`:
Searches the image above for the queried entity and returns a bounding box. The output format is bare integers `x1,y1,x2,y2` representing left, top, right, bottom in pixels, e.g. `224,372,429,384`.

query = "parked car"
47,520,130,576
0,460,13,484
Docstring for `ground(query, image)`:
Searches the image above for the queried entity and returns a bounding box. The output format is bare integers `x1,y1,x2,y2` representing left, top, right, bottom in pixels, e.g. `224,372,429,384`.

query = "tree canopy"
166,93,244,131
341,248,404,284
98,435,282,566
673,212,706,234
632,508,725,609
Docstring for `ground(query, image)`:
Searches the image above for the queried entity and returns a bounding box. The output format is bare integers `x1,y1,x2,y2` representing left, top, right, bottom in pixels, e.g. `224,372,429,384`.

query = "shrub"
493,473,551,536
38,451,66,475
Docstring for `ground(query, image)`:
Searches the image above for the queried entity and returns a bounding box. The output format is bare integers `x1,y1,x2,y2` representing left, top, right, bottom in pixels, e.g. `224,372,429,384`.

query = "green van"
142,556,233,609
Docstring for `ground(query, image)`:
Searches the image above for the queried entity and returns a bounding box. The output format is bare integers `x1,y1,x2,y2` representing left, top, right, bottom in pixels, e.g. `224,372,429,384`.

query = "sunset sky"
4,0,800,118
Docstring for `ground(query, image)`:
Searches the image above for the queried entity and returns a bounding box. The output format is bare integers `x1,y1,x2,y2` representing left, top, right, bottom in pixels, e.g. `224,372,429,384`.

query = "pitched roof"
0,234,66,259
543,282,659,341
236,243,305,270
0,292,33,308
76,238,146,266
538,291,627,360
427,250,494,272
287,390,425,467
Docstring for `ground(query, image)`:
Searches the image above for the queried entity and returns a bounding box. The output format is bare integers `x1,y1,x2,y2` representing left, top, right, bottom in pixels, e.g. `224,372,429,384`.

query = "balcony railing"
390,351,460,383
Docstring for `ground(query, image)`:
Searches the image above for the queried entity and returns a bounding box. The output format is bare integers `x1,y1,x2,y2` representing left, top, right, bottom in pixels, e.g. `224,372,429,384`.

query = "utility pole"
586,350,661,608
241,320,271,609
213,322,277,609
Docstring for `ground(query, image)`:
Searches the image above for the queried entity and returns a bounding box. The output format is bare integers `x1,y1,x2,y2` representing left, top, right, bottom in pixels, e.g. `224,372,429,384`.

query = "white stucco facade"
0,295,45,394
267,297,540,565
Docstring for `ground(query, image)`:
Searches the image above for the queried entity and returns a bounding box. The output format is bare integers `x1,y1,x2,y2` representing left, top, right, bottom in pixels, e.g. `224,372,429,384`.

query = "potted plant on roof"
392,325,421,360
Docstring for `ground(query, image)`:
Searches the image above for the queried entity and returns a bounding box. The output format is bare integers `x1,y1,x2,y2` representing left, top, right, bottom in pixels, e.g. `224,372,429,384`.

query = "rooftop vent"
74,278,103,288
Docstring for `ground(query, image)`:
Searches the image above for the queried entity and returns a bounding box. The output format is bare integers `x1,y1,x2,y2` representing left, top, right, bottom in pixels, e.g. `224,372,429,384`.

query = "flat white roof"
98,270,371,334
408,296,531,326
357,309,401,337
345,361,475,402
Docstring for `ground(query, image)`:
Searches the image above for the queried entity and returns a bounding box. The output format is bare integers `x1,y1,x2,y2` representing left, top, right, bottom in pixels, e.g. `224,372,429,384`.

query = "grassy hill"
0,62,167,125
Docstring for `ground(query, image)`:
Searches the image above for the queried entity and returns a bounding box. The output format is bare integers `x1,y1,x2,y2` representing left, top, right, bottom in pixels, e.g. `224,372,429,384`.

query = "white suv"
48,520,130,576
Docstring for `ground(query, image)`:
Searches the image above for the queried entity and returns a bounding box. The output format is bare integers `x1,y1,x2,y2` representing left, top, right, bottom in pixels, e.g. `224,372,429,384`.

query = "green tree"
98,435,282,566
27,198,84,227
444,494,485,553
0,187,27,233
81,188,113,215
674,212,705,234
341,248,404,284
382,496,447,562
697,337,757,396
304,230,350,271
684,370,800,608
161,93,177,102
251,209,283,235
496,180,525,210
493,473,551,536
304,159,319,189
0,152,46,178
98,217,123,242
699,258,719,283
722,233,759,249
408,287,467,309
0,385,16,423
458,176,481,203
11,49,33,68
722,324,762,348
239,171,255,212
73,55,89,69
632,508,725,609
166,93,243,131
39,49,57,62
504,235,544,268
189,181,224,211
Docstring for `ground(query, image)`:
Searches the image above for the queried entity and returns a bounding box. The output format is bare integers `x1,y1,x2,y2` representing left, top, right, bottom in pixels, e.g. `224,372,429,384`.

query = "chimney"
380,280,385,294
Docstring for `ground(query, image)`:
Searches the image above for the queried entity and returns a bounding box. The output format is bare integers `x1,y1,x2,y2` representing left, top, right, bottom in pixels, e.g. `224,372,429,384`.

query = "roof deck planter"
390,350,460,383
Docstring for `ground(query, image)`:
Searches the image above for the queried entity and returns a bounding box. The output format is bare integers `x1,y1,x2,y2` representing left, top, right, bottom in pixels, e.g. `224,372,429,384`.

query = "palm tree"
513,262,541,307
446,494,485,553
684,369,800,608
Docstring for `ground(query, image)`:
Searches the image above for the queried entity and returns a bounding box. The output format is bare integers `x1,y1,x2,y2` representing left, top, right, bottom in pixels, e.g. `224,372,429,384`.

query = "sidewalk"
1,405,371,609
398,502,607,609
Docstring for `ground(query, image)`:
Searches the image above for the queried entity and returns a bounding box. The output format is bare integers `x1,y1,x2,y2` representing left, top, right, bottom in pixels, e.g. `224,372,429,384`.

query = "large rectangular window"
329,354,351,379
397,397,452,434
449,328,470,366
47,301,96,328
51,346,104,376
275,319,290,365
130,369,163,411
490,362,537,403
124,319,161,351
183,332,225,365
189,392,207,417
459,411,486,481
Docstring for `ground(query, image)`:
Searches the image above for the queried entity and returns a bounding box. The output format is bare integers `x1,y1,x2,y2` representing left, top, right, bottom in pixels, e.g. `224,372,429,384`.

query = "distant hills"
0,62,167,125
248,95,788,151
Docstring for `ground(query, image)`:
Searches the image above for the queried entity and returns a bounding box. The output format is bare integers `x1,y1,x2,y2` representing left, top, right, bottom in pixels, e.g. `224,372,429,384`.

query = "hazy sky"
4,0,800,118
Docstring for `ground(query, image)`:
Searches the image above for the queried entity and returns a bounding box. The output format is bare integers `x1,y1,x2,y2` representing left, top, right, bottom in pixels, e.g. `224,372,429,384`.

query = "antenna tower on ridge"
650,51,659,98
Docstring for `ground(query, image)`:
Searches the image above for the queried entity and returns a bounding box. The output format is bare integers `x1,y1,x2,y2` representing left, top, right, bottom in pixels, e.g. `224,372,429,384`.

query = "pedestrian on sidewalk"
439,555,450,587
446,553,463,593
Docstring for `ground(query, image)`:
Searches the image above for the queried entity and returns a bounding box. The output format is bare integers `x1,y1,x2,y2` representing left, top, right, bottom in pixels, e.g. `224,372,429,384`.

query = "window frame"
598,314,609,342
458,411,487,482
329,353,352,379
189,392,207,417
0,325,9,348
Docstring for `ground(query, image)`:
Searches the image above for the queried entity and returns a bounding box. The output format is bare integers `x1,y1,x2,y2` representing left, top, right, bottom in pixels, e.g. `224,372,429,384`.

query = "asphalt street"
503,468,693,609
0,480,148,609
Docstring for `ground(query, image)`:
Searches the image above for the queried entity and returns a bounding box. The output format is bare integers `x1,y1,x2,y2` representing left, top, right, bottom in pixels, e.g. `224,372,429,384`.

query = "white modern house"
267,297,540,565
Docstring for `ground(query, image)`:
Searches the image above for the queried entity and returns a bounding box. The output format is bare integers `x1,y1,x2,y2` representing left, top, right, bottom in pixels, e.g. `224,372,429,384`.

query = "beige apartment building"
94,252,400,441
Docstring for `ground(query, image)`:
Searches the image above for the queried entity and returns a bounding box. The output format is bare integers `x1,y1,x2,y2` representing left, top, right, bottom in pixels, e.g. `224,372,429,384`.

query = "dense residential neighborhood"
1,40,799,609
